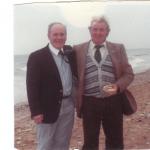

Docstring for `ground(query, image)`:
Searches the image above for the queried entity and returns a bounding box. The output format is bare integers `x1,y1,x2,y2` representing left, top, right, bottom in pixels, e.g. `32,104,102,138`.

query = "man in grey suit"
27,22,76,150
73,16,134,150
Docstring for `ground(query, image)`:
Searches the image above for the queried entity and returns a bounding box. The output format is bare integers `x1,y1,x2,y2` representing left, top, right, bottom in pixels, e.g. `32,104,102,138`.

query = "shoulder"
28,45,49,59
106,41,126,53
106,41,124,48
27,45,49,65
73,41,89,48
73,41,89,50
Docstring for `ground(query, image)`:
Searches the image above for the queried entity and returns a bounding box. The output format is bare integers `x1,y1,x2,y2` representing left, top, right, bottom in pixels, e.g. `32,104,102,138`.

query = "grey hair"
48,22,67,34
89,16,110,32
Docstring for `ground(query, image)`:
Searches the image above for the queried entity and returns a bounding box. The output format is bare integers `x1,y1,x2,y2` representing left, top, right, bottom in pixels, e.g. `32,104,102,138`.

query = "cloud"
60,2,106,28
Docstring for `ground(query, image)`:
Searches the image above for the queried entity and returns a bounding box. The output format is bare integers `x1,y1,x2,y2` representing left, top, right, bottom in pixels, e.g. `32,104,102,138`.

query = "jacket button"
59,89,63,93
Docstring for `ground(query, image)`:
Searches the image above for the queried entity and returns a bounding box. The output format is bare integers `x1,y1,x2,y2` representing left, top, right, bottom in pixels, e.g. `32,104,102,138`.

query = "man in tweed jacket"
73,16,134,150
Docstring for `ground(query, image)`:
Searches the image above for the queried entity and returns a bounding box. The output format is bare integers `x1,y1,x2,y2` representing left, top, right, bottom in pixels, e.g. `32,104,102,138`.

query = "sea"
14,48,150,104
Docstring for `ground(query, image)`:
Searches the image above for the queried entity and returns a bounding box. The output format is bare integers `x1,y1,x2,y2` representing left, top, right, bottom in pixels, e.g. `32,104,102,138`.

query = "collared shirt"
48,43,72,97
88,40,108,61
84,40,116,98
48,43,63,55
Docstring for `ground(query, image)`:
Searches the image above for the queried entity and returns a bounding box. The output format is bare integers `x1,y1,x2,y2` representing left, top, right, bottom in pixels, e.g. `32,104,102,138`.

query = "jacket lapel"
44,45,63,88
106,41,121,79
76,42,89,80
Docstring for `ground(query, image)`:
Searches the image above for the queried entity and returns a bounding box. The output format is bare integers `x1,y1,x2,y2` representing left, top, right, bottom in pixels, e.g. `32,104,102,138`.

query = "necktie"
59,50,64,56
94,45,103,63
59,50,69,63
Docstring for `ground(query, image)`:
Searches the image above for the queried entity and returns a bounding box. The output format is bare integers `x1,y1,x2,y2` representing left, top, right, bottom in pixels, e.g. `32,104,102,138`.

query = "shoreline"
15,68,150,107
14,69,150,108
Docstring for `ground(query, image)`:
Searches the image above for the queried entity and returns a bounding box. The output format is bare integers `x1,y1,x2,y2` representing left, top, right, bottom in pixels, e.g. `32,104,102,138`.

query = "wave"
129,56,150,73
18,56,148,73
129,57,145,68
20,66,27,72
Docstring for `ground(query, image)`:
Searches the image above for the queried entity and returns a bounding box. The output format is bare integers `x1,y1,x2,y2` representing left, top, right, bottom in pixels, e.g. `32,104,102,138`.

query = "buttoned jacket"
26,45,76,123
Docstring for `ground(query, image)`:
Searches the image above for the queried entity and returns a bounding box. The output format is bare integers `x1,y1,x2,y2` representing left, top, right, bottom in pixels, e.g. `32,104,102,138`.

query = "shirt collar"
48,43,63,56
90,40,106,49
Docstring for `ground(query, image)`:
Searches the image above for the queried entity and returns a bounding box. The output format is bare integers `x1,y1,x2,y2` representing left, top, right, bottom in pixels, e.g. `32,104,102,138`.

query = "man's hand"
75,99,83,118
33,114,44,124
103,84,118,96
76,106,83,118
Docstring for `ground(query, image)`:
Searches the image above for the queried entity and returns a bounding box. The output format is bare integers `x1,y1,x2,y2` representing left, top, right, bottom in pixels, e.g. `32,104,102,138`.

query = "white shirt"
88,41,108,60
48,43,72,97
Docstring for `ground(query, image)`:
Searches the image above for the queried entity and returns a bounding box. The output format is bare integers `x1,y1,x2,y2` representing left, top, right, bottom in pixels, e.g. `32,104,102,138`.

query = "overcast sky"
14,1,150,54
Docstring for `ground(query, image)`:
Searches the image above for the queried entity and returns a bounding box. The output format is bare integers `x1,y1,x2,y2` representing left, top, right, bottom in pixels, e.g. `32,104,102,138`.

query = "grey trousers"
36,97,75,150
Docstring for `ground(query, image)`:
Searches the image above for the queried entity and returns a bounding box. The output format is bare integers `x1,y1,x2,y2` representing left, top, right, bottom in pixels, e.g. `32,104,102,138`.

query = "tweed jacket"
73,41,134,114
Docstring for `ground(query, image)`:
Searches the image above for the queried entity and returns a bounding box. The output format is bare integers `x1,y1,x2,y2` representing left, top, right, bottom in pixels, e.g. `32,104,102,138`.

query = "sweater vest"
84,52,116,98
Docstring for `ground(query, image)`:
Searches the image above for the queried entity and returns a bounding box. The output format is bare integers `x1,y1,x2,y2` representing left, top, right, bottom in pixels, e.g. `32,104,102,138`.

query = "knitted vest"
84,52,116,98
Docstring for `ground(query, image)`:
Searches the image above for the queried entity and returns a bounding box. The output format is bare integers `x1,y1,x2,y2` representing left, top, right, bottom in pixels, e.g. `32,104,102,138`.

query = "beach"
15,69,150,150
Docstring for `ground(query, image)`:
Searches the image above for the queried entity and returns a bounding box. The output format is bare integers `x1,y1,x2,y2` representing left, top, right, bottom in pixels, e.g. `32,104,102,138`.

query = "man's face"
48,24,66,49
89,21,109,45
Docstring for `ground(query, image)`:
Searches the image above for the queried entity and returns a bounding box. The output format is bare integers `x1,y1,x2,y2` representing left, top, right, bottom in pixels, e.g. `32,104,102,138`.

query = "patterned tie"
58,50,64,56
94,45,103,63
59,50,69,63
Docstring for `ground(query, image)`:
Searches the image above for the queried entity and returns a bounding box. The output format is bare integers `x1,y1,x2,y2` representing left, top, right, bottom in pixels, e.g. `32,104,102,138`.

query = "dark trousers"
82,94,123,150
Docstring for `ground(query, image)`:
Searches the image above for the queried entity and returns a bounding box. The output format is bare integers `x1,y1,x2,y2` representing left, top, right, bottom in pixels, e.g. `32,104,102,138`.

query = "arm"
115,44,134,92
73,45,83,118
26,53,43,121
